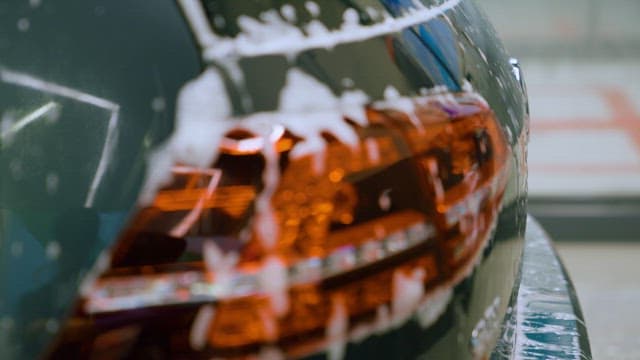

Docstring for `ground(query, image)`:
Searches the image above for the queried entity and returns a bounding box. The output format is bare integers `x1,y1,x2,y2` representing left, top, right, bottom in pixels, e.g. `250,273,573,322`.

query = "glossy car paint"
490,217,591,360
0,0,532,358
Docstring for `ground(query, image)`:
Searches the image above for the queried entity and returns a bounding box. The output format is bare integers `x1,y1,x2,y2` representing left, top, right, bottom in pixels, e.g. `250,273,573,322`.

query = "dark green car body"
0,0,589,358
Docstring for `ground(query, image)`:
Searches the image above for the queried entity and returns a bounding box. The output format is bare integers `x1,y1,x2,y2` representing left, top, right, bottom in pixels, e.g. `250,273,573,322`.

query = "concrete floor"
557,243,640,360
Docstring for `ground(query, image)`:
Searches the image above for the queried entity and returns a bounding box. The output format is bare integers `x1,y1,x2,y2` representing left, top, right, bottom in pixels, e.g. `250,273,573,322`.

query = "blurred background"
481,0,640,358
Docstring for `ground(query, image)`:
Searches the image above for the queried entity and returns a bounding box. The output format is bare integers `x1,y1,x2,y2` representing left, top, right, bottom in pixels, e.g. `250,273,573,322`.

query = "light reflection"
51,90,510,358
0,101,60,142
167,166,222,238
0,67,120,207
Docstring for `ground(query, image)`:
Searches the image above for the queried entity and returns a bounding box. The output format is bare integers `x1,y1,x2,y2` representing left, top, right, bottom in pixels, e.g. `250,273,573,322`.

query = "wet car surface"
0,0,589,359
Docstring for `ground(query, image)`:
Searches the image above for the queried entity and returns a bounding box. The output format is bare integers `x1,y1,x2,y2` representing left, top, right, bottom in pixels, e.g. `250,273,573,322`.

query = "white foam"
257,346,286,360
280,5,297,22
139,67,231,205
374,304,391,334
235,10,307,59
190,305,215,350
259,256,289,316
304,19,331,39
273,68,361,172
378,85,422,130
340,89,369,125
243,122,282,251
326,296,349,360
342,8,360,30
391,268,426,327
305,1,320,17
177,0,221,48
203,240,238,291
365,138,381,164
415,287,453,328
202,0,463,61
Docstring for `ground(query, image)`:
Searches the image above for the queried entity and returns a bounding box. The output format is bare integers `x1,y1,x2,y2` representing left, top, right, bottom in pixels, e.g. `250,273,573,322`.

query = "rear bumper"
491,216,592,359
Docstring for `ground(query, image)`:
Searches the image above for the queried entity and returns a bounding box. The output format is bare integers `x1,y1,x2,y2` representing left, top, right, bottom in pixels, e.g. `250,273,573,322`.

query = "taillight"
80,90,509,358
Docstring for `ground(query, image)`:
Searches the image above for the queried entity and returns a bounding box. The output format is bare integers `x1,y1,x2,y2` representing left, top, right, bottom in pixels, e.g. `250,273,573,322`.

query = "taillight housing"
64,91,509,358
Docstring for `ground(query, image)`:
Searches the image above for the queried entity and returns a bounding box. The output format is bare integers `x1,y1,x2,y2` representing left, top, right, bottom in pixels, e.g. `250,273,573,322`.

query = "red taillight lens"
78,91,509,357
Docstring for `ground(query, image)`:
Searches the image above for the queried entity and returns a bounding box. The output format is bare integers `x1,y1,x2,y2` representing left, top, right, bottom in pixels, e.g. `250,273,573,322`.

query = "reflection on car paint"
491,218,592,360
0,0,540,359
61,80,510,358
0,67,120,207
177,0,465,61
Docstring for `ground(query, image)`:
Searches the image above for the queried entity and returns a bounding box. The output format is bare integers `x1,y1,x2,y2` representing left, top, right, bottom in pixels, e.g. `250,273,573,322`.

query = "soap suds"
190,305,215,350
139,67,231,205
203,240,238,291
305,1,320,17
251,123,283,250
259,256,289,316
365,138,380,163
201,0,463,61
280,4,297,22
340,89,369,125
341,8,360,30
391,268,426,327
378,86,422,130
374,305,391,334
415,287,453,328
274,68,361,172
326,295,349,360
235,10,306,59
177,0,221,48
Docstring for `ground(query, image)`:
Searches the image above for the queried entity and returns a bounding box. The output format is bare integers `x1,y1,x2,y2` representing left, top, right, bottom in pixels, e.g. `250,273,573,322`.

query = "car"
0,0,591,359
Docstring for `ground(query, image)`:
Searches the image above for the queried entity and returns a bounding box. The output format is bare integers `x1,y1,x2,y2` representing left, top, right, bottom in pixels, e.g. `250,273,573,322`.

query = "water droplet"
29,0,42,8
0,317,14,330
305,1,320,17
94,6,105,16
378,189,392,211
46,241,61,260
10,241,23,257
9,160,23,180
17,18,30,32
45,172,59,194
45,318,59,333
342,8,359,27
213,15,226,28
151,97,166,112
45,103,61,123
280,4,296,22
341,78,354,88
1,111,15,138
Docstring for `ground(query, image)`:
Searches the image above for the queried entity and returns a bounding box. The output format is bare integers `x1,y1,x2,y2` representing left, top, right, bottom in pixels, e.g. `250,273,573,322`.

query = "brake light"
79,91,509,358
